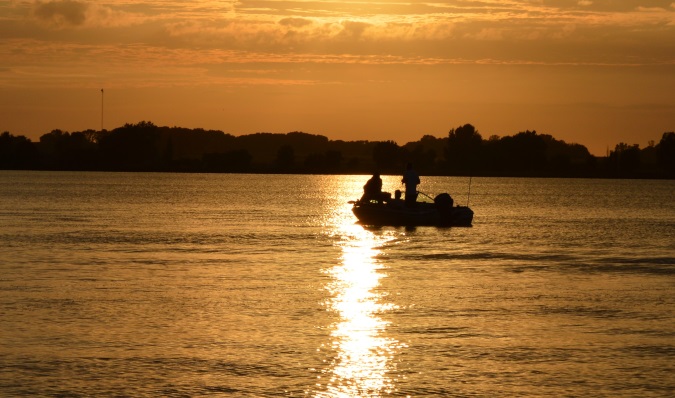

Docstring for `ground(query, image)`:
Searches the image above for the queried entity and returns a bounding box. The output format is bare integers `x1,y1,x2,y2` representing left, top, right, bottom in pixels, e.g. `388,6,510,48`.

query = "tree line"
1,121,673,178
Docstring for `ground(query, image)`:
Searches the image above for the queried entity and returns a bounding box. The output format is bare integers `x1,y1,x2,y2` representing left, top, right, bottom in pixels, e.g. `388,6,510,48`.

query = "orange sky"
1,0,674,155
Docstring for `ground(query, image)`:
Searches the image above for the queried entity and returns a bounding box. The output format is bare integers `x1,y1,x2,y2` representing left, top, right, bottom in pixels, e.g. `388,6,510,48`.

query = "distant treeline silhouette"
1,122,674,178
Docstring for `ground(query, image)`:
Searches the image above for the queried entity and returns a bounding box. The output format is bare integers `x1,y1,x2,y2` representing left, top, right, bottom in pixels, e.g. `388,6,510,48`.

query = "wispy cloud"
31,0,89,27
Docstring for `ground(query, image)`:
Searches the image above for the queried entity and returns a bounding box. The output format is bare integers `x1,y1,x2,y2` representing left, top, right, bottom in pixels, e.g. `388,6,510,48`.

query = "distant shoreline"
2,123,673,179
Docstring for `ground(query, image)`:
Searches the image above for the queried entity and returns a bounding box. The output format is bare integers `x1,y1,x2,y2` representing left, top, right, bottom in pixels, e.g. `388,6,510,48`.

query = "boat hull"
352,202,473,227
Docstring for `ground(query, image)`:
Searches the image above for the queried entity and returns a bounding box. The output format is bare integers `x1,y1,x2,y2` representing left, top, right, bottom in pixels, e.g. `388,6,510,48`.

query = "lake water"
0,171,673,397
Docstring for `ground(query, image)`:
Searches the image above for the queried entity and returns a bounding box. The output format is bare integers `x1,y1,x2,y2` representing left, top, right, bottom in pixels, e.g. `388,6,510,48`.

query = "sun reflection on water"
318,220,404,397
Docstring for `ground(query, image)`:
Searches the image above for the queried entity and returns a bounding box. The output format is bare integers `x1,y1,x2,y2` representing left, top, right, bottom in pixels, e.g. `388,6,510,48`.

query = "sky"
1,1,674,155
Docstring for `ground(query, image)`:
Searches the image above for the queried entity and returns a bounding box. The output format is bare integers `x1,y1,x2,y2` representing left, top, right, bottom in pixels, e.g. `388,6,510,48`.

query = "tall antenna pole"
100,88,104,131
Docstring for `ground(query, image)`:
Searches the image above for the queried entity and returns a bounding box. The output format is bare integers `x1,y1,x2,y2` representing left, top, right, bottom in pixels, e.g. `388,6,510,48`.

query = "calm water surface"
0,171,673,397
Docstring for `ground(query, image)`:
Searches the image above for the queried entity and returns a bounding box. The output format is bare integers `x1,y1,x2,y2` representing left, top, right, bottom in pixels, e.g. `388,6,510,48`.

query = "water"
0,171,673,397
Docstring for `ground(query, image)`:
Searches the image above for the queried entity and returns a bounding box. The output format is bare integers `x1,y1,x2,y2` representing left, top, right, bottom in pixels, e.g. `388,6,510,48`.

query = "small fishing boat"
351,192,474,227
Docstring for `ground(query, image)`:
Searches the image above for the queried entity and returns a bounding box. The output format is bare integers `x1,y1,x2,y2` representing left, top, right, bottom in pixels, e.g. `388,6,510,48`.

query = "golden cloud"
32,0,88,27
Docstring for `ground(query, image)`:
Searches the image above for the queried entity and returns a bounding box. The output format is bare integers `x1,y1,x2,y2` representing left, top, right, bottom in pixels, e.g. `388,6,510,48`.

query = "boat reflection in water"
319,222,404,397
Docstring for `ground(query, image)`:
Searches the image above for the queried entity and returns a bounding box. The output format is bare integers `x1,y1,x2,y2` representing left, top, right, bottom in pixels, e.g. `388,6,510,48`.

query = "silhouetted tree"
38,129,98,170
286,132,329,153
403,135,440,174
0,132,38,169
203,150,252,172
276,145,295,171
331,140,375,173
324,150,343,172
162,127,235,160
98,121,160,171
38,129,69,168
502,131,547,174
657,132,675,177
303,150,343,173
540,134,593,176
372,141,401,173
236,132,328,165
445,124,483,174
81,129,103,144
608,142,641,178
637,142,659,177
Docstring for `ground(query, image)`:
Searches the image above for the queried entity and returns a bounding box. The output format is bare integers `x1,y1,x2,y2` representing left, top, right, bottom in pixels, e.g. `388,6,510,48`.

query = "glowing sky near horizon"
1,0,674,155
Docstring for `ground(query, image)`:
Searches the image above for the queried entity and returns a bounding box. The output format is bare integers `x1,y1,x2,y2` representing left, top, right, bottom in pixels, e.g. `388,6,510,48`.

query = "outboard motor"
434,193,454,209
434,193,454,225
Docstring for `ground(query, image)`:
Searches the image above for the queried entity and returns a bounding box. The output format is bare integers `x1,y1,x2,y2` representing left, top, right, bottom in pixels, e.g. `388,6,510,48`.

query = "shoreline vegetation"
1,122,674,179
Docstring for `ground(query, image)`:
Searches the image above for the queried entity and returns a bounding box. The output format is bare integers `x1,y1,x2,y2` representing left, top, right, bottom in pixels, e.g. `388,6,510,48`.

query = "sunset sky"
1,1,674,155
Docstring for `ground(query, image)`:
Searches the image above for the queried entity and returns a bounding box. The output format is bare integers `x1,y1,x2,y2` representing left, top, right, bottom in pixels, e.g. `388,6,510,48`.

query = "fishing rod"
417,191,435,201
466,176,472,207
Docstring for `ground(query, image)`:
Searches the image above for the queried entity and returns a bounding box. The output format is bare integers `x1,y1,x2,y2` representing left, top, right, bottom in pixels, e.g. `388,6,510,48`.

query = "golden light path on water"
317,180,406,397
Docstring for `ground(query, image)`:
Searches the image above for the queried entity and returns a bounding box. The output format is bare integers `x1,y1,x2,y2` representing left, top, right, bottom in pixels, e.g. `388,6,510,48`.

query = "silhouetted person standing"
402,163,420,207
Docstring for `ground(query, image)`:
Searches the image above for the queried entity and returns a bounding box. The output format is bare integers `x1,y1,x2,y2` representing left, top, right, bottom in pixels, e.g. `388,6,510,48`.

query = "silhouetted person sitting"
361,173,384,203
388,189,404,208
402,163,420,207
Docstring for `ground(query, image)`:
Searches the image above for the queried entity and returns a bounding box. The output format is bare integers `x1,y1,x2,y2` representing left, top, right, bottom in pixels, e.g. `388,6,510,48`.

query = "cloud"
7,0,673,68
32,0,88,27
278,17,313,28
338,21,372,39
28,1,156,29
541,0,675,12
